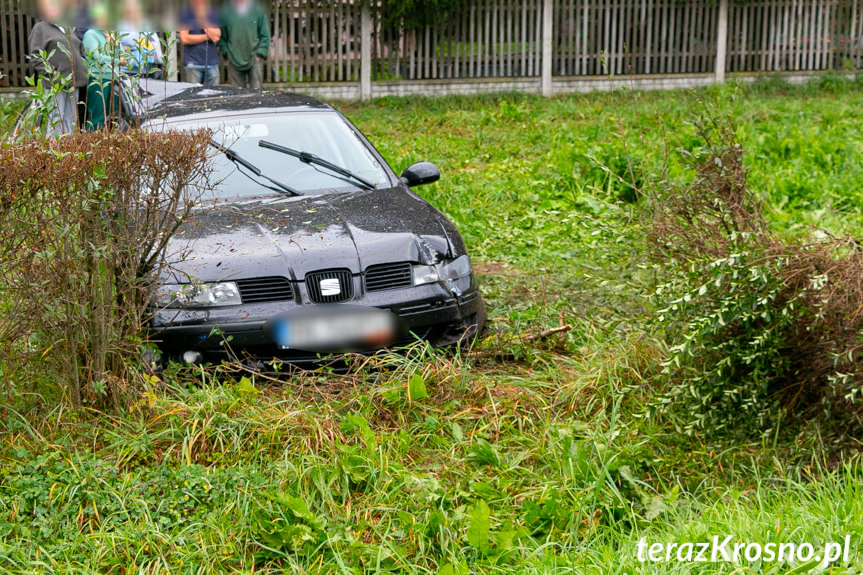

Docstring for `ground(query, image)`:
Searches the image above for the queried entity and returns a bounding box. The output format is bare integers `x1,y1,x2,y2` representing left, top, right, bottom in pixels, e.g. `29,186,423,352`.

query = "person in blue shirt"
179,0,221,86
118,0,164,79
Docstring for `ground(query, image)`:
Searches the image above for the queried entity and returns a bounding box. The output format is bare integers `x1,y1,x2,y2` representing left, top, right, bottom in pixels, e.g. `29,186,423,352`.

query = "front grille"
306,269,354,303
236,276,294,303
365,262,412,292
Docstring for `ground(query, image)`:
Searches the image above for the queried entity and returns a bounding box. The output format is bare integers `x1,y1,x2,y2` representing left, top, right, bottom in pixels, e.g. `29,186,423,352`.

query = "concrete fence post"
361,1,372,101
715,0,729,84
541,0,554,97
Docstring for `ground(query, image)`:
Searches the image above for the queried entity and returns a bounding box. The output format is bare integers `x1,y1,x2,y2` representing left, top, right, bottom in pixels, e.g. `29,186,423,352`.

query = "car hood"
163,186,464,283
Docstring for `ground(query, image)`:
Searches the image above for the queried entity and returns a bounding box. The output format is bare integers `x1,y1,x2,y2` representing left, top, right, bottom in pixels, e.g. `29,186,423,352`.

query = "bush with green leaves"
646,108,863,437
653,252,794,434
378,0,462,31
0,130,211,408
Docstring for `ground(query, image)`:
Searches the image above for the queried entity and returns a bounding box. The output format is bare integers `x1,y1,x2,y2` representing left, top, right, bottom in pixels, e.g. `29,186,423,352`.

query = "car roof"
137,80,331,122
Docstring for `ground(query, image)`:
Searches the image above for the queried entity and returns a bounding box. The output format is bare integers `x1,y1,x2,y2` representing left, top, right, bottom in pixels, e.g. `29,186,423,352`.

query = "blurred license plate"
274,308,395,350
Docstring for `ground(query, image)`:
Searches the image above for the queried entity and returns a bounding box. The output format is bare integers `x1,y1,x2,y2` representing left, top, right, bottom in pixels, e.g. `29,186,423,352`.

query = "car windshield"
165,111,390,200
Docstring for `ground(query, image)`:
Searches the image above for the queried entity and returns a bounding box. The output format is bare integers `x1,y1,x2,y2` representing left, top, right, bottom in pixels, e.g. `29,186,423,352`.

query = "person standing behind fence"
218,0,269,90
68,0,91,41
63,0,91,128
28,0,88,135
118,0,164,79
82,3,125,130
179,0,221,86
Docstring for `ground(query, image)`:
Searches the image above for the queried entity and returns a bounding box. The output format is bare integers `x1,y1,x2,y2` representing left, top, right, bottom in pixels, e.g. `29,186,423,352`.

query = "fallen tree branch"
471,322,574,360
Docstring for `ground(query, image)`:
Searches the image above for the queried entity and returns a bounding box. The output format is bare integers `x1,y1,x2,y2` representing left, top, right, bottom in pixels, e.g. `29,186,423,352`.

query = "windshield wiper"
209,140,302,197
258,140,376,191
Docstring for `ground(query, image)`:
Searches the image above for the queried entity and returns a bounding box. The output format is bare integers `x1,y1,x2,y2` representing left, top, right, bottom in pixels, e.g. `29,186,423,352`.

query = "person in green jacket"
218,0,269,90
81,3,125,130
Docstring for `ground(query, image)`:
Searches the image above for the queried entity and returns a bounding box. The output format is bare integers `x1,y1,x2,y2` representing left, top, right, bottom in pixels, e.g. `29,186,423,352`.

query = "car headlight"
412,255,473,295
153,282,242,308
412,265,440,286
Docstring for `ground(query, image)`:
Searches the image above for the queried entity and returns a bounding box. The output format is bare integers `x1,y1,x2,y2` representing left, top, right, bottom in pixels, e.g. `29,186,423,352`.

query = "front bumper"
150,281,486,362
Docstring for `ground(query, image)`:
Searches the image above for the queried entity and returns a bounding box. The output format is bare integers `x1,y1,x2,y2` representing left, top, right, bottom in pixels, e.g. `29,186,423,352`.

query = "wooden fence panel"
0,0,35,88
370,0,544,80
726,0,863,72
551,0,716,75
267,0,363,84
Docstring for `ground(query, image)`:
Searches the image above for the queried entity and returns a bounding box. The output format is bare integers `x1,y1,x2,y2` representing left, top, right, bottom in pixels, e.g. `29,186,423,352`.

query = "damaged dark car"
143,85,486,365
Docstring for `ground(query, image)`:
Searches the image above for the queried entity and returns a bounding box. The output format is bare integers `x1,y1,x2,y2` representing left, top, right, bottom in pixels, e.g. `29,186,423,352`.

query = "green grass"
5,77,863,572
0,97,25,136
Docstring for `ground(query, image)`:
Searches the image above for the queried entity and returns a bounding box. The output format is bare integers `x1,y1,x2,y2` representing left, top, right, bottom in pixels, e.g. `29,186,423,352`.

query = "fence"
0,2,35,88
726,0,862,72
551,0,720,76
3,0,863,96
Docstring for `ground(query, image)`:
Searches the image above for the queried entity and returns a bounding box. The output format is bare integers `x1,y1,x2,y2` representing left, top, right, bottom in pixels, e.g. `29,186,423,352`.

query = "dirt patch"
473,262,508,275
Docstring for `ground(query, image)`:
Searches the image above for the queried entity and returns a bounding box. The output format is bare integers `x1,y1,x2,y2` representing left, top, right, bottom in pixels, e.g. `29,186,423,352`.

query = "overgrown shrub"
646,109,863,436
0,130,210,408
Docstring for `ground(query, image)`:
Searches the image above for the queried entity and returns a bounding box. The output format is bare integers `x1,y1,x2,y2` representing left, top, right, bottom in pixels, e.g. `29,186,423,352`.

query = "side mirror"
400,162,440,187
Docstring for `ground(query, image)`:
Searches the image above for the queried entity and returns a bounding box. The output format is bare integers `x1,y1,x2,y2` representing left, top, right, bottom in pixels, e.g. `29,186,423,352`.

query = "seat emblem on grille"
320,278,341,297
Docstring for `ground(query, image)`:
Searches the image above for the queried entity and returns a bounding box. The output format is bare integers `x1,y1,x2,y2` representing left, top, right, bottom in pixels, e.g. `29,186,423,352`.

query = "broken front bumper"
151,281,486,362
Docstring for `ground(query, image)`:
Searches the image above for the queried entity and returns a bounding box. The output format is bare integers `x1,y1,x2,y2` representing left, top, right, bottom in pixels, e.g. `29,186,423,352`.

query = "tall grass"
2,343,862,572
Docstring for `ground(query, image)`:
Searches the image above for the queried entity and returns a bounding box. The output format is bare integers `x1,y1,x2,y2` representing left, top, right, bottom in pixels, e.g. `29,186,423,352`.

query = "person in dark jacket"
68,0,92,41
28,0,89,135
179,0,221,86
218,0,269,90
